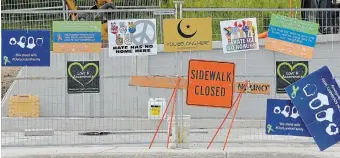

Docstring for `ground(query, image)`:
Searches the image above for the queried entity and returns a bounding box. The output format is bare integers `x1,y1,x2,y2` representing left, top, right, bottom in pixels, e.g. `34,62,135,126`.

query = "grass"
161,0,302,41
1,0,303,43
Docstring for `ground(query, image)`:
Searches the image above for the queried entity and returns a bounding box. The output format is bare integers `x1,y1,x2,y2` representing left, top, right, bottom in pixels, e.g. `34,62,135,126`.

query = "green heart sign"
68,62,99,86
277,62,308,85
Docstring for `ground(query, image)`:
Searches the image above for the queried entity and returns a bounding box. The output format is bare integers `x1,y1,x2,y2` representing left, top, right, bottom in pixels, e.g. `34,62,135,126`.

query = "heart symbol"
277,62,308,85
68,62,99,86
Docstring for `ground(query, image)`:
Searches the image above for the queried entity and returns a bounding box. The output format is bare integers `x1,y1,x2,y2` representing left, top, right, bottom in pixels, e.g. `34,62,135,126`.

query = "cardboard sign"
67,61,100,94
186,59,235,108
285,66,340,151
108,19,157,56
276,61,309,93
53,21,102,53
265,14,318,59
220,18,259,53
163,18,212,52
2,30,50,66
266,99,311,137
235,82,270,94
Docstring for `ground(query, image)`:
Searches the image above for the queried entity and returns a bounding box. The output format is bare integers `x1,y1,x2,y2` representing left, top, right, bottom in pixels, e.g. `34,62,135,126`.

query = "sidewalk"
2,144,340,158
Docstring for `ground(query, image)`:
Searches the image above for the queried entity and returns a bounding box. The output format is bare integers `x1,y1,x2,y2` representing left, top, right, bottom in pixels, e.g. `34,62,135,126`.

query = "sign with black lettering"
108,19,157,56
187,59,235,108
67,61,100,94
235,82,270,94
276,61,309,93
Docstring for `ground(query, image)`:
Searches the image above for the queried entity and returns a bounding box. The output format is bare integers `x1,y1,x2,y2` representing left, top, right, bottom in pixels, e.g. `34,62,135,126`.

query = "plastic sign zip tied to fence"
285,66,340,151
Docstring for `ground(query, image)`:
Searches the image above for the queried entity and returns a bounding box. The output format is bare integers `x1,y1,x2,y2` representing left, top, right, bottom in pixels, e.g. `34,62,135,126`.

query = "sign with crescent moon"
163,18,212,52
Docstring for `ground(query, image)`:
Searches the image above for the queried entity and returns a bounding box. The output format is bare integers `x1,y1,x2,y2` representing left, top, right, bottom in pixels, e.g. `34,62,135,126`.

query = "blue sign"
266,99,311,137
285,66,340,151
1,30,50,66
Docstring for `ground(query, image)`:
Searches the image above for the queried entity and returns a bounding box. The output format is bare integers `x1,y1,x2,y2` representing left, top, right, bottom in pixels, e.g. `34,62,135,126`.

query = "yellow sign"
150,106,160,116
163,18,212,52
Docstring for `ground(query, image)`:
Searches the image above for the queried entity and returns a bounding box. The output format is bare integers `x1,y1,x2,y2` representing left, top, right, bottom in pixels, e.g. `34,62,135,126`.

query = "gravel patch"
1,67,21,99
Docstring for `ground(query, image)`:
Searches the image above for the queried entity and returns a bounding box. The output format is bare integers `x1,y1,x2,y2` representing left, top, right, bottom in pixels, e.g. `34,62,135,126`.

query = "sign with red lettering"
186,59,235,108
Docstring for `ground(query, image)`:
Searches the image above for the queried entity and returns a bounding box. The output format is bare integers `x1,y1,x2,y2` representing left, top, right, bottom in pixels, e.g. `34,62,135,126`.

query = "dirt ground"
1,67,21,99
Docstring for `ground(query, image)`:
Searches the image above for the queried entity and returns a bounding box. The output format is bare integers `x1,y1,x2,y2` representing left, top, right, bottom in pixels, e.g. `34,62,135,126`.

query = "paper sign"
235,82,270,94
266,99,311,137
53,21,102,53
67,61,100,94
186,59,235,108
1,30,50,66
163,18,212,52
108,19,157,56
265,14,319,59
220,18,259,53
285,66,340,151
276,61,309,93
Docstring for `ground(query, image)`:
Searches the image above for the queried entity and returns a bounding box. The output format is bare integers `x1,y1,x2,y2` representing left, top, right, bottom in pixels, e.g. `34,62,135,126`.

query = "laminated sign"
163,18,212,52
285,66,340,151
67,61,100,94
1,30,50,66
276,61,309,93
220,18,259,53
186,59,235,108
265,14,319,59
53,21,102,53
108,19,157,56
266,99,311,137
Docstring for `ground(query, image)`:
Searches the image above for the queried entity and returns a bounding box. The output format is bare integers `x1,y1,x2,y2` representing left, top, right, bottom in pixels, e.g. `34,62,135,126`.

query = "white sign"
220,18,259,53
108,19,157,56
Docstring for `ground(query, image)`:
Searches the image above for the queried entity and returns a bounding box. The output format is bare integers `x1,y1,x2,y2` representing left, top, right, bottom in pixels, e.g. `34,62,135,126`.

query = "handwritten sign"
285,66,340,151
220,18,259,53
234,82,270,94
265,14,319,59
266,99,311,137
186,59,235,108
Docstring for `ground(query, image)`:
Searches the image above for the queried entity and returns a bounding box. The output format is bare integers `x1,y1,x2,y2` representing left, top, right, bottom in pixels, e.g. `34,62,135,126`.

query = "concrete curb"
3,146,340,158
1,118,265,132
2,147,226,158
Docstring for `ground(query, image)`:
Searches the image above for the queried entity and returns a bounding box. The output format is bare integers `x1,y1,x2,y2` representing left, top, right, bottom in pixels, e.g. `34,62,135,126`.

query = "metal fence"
1,0,161,11
1,1,340,148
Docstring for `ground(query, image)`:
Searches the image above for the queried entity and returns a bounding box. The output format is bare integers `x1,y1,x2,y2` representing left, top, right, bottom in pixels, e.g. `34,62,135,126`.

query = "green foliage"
162,0,302,41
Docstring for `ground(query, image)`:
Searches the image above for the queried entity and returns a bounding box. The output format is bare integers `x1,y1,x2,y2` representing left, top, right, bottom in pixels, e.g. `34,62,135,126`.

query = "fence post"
173,0,185,149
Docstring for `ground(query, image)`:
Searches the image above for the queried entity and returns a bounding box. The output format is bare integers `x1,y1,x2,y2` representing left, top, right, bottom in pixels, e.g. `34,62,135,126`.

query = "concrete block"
24,129,54,136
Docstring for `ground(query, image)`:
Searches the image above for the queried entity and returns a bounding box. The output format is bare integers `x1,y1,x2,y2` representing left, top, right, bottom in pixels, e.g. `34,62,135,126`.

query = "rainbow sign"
265,14,319,59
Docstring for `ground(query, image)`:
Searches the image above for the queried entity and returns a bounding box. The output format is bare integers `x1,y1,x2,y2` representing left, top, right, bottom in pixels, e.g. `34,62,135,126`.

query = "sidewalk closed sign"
186,59,235,108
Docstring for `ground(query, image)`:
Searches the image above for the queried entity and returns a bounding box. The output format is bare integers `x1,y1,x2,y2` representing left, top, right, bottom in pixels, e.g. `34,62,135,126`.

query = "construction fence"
1,1,340,148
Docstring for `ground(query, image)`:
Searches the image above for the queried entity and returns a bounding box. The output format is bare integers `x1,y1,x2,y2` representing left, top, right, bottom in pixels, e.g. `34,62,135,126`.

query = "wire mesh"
1,1,340,149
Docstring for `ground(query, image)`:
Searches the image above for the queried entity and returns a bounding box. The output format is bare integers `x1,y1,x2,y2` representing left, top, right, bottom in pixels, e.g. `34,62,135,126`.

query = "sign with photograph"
265,14,319,59
108,19,157,56
67,61,100,94
53,21,102,53
266,99,311,137
163,18,212,52
220,18,259,53
285,66,340,151
276,61,309,93
2,30,50,66
187,59,235,108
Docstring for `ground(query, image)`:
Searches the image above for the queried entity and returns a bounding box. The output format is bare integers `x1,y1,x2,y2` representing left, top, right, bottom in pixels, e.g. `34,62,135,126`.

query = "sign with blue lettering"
285,66,340,151
1,30,50,66
266,99,311,137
